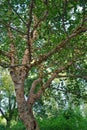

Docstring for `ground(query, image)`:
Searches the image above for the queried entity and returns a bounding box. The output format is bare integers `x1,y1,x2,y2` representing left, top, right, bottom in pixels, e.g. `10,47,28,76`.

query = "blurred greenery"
1,108,87,130
0,68,17,127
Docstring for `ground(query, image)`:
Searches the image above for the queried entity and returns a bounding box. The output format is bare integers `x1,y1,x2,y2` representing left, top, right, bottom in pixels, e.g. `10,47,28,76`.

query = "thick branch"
32,61,74,100
22,48,30,65
27,78,42,104
30,78,42,94
31,25,87,67
35,55,86,100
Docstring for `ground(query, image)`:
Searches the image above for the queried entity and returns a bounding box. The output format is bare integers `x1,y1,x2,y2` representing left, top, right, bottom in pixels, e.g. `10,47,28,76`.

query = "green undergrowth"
39,115,87,130
0,111,87,130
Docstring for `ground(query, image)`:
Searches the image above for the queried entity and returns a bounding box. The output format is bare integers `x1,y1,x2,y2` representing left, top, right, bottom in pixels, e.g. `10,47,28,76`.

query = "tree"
0,68,17,128
0,0,87,129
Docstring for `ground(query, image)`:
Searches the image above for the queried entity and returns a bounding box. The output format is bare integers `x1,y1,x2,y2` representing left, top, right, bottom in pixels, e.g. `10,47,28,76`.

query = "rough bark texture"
15,84,39,130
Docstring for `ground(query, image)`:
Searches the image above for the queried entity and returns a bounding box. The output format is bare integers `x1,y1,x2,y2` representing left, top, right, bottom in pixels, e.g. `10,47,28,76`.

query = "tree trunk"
10,66,40,130
6,119,10,128
22,109,39,130
13,82,39,130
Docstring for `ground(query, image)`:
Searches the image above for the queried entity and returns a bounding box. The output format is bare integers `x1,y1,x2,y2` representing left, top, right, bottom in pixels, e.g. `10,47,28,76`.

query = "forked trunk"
10,65,40,130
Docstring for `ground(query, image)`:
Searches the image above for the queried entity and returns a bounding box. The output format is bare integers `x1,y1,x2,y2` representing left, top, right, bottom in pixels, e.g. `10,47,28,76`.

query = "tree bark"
10,67,39,130
14,83,39,130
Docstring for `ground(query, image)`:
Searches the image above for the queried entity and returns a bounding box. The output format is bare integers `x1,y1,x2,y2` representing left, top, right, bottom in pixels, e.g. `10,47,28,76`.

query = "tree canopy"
0,0,87,130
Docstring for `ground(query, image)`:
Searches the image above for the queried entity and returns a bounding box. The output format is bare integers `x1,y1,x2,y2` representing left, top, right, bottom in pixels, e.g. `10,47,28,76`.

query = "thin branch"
0,62,31,69
62,0,69,37
0,108,8,120
8,2,27,25
27,0,35,62
13,97,17,110
0,22,26,35
31,11,48,38
9,25,26,35
57,74,87,80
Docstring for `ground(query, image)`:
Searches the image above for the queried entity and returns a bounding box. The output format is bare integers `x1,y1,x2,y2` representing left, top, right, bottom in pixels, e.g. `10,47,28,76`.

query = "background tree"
0,68,17,128
0,0,87,130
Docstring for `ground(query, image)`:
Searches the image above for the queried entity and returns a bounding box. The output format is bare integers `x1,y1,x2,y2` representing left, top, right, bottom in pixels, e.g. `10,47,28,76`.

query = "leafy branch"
8,1,27,25
31,25,87,67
